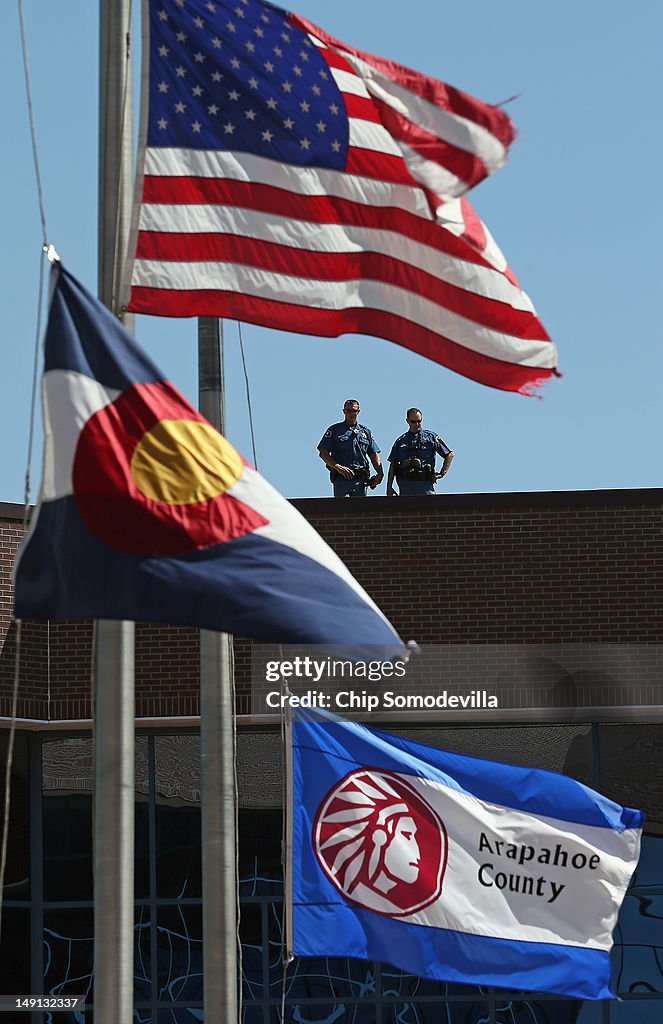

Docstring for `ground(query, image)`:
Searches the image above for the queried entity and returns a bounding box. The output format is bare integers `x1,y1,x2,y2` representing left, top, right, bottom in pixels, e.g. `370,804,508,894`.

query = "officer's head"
406,408,423,433
343,400,360,424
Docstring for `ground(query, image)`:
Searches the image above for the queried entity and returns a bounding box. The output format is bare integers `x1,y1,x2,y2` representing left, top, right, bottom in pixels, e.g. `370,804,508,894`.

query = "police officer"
318,399,383,497
387,408,454,496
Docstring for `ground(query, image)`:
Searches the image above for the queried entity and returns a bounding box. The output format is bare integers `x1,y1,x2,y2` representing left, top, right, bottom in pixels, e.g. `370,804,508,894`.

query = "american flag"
128,0,558,395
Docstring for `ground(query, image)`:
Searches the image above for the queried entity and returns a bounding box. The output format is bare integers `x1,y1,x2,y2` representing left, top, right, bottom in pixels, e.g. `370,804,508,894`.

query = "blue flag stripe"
16,497,400,650
293,720,642,832
292,903,613,1001
46,269,162,387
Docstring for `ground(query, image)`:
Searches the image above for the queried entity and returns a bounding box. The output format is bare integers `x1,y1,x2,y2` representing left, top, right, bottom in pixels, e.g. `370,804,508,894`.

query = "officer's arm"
319,447,335,470
387,461,398,496
319,447,354,479
439,451,454,477
368,451,384,489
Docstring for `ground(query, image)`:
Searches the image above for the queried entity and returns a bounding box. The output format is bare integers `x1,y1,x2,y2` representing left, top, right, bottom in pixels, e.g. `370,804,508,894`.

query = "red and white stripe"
289,13,514,195
129,19,558,395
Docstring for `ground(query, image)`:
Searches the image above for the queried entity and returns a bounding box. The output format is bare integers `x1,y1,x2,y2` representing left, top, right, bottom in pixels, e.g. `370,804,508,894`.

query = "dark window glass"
0,907,30,991
385,1005,489,1024
609,1000,663,1023
135,735,150,900
575,1004,605,1024
612,894,663,994
631,831,663,889
136,734,150,792
279,1004,377,1024
159,1011,204,1024
494,999,584,1023
242,1008,267,1024
155,736,201,899
43,792,93,901
155,800,201,898
598,725,663,825
43,908,94,1005
283,958,378,1001
266,901,287,994
43,738,94,902
134,904,152,1003
239,809,283,898
135,795,151,899
241,902,265,1000
40,1014,93,1024
43,736,150,901
156,904,203,1003
44,907,154,1009
0,732,30,898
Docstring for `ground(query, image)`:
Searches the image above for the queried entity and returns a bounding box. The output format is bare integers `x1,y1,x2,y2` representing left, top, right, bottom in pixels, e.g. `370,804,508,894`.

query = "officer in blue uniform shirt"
387,408,454,496
318,399,383,497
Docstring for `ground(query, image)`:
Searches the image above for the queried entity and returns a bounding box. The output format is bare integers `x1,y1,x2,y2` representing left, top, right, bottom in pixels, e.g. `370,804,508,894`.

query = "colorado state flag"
287,715,642,1000
13,263,403,655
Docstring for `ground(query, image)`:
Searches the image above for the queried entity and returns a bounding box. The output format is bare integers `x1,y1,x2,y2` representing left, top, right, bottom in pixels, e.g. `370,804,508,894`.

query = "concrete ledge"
3,704,663,729
2,487,663,523
290,487,663,514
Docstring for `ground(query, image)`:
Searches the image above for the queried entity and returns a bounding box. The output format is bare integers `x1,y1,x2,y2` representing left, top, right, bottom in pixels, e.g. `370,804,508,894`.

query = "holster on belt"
331,466,370,482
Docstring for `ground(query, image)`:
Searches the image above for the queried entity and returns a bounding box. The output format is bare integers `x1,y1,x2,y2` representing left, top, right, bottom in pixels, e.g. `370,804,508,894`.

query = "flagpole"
198,316,239,1022
96,2,135,1022
283,707,295,962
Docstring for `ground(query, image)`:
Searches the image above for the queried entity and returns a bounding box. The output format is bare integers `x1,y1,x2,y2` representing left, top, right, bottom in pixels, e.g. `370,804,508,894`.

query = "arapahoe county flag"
287,715,642,999
13,264,403,656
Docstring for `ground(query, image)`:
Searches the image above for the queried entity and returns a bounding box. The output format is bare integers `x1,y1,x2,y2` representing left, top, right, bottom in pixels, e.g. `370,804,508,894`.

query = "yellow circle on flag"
130,419,243,504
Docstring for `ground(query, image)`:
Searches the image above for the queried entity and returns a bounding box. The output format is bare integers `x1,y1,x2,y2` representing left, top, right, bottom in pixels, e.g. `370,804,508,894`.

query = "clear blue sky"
3,0,661,503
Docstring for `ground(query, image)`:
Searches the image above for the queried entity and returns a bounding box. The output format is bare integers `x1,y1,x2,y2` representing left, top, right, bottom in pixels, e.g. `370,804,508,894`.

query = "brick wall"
295,490,663,644
0,514,49,718
1,489,661,720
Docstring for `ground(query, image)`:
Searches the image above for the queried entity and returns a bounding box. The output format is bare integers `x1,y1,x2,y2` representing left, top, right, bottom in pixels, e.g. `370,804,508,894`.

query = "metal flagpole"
95,1,135,1022
198,316,239,1022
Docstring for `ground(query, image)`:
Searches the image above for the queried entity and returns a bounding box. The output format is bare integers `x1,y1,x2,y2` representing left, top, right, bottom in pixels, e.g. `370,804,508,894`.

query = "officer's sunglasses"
408,418,422,423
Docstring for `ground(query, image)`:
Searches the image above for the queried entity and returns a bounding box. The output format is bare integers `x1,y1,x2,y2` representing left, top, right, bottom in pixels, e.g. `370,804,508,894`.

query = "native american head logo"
312,769,448,916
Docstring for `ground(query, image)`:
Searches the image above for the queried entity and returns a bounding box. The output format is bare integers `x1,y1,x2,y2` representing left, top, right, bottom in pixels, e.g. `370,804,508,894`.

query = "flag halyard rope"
1,0,55,945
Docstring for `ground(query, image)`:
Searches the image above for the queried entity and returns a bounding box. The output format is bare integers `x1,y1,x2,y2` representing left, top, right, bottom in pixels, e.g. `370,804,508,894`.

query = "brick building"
1,488,662,1023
